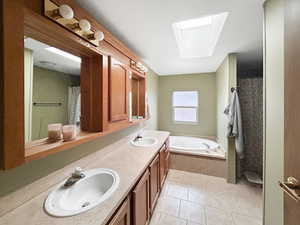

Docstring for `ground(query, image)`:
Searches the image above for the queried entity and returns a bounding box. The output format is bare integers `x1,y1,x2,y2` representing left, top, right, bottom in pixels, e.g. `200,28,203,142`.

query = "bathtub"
169,136,226,177
169,136,225,159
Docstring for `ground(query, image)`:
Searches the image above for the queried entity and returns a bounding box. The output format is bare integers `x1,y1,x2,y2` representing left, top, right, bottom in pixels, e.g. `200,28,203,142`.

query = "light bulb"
136,62,142,68
94,31,105,41
79,19,91,32
58,4,74,20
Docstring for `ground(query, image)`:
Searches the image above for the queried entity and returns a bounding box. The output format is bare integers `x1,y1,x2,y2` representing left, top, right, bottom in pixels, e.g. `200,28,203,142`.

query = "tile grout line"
203,205,208,225
178,198,182,218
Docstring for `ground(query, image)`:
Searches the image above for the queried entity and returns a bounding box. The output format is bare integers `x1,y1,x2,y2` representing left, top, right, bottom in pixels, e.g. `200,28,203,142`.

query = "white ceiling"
75,0,264,75
24,38,81,75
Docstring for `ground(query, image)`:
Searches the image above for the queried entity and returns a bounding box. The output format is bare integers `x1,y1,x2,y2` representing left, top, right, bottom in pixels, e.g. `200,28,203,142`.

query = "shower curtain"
68,86,81,125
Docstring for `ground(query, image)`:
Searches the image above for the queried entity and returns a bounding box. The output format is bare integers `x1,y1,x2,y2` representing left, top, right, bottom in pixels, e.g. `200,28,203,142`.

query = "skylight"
45,47,82,63
172,12,228,58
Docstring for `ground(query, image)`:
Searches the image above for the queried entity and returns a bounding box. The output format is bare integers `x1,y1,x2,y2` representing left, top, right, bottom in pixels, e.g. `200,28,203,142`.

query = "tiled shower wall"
238,77,263,177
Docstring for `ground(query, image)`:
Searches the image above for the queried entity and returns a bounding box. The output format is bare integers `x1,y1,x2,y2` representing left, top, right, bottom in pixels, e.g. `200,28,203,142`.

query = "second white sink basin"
44,168,119,217
131,137,158,147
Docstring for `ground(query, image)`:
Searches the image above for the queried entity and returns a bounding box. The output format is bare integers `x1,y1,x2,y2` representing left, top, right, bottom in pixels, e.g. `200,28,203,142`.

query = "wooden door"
149,154,160,213
283,0,300,224
108,197,131,225
159,146,166,188
109,57,129,122
132,169,150,225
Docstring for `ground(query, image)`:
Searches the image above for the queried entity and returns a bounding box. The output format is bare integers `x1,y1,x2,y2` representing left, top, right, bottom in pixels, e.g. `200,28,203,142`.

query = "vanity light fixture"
94,30,105,41
130,60,148,74
70,19,91,32
79,19,91,32
44,0,100,47
136,62,143,69
87,30,105,41
51,4,74,20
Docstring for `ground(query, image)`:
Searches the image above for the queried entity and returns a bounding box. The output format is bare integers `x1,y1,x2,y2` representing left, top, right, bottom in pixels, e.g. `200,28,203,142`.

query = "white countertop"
0,130,169,225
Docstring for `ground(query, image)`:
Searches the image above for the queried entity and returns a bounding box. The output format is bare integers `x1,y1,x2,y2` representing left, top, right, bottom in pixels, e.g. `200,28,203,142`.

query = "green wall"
158,73,217,137
145,69,159,130
0,67,159,197
24,49,33,143
216,53,237,183
31,66,80,140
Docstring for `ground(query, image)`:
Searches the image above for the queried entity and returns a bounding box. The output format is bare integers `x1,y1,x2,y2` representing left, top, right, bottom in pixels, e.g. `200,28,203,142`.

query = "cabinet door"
165,139,170,175
108,197,131,225
109,57,129,122
165,151,170,175
149,154,160,213
159,146,166,188
132,169,150,225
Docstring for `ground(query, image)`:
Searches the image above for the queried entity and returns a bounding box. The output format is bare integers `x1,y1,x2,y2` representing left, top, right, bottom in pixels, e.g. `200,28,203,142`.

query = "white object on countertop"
48,123,62,141
62,125,77,141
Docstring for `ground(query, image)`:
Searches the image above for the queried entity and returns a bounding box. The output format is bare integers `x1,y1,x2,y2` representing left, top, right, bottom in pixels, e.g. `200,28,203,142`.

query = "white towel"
224,90,244,159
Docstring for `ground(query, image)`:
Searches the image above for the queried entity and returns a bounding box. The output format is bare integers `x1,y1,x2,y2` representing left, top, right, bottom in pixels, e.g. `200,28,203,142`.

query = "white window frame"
172,90,199,125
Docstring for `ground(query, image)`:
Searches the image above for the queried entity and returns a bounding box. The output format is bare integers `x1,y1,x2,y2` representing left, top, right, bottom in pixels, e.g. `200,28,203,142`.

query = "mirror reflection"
24,37,81,143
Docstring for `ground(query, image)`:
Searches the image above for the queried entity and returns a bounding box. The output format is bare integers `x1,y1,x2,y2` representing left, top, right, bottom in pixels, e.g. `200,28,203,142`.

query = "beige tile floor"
150,169,263,225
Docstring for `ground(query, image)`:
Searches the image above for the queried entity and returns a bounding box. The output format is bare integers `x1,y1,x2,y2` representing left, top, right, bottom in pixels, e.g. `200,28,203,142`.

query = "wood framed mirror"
0,0,147,170
23,10,108,162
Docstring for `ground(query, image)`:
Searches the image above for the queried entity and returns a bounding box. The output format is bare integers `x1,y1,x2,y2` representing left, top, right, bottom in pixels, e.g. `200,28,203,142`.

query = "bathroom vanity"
0,131,170,225
107,135,169,225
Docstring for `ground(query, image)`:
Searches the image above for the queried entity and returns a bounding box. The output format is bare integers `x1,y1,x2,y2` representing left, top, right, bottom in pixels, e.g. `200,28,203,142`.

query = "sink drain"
82,202,90,208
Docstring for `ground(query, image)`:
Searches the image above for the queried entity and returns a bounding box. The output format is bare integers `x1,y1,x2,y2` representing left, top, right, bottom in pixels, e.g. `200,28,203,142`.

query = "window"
172,91,198,123
172,12,228,58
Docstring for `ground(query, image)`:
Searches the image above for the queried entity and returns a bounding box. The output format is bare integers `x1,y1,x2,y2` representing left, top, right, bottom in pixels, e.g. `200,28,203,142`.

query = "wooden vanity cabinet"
108,57,129,123
159,148,165,188
165,152,170,175
107,197,131,225
132,169,150,225
149,154,160,213
105,138,169,225
159,143,170,188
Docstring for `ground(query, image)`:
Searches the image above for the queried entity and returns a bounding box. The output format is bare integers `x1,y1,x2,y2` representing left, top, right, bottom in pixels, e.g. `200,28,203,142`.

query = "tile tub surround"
170,153,226,178
0,130,169,225
150,169,263,225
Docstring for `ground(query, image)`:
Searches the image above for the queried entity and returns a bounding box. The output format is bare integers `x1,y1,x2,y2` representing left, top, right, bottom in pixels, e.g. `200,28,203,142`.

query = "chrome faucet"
133,133,143,142
64,167,85,187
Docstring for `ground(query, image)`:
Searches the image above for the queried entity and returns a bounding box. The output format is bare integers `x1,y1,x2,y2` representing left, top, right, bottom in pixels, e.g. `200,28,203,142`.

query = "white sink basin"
131,137,158,147
44,168,120,217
